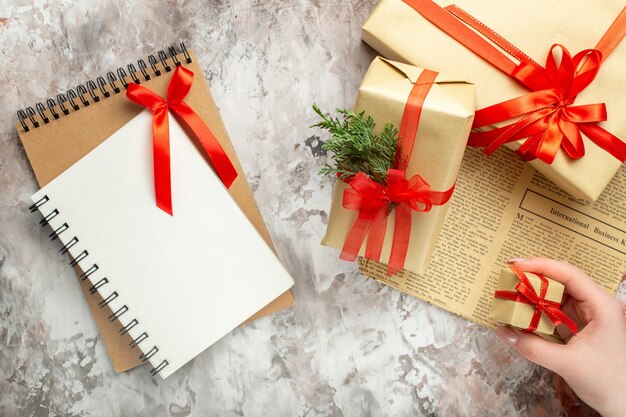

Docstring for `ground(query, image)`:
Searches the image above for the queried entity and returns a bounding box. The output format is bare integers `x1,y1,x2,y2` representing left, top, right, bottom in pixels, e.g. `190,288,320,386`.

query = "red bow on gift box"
340,169,454,276
494,264,579,335
404,0,626,164
339,69,455,276
126,66,238,215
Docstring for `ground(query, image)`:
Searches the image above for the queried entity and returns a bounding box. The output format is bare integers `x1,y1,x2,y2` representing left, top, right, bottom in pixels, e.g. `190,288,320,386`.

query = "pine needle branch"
312,104,399,185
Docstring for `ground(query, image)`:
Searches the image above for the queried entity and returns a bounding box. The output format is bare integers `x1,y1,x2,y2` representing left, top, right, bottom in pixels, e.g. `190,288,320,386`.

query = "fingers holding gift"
510,257,624,326
556,296,585,341
494,326,568,373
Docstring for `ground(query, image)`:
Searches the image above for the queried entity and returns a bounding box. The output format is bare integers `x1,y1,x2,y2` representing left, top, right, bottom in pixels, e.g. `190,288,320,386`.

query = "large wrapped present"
321,57,474,274
491,265,578,337
362,0,626,200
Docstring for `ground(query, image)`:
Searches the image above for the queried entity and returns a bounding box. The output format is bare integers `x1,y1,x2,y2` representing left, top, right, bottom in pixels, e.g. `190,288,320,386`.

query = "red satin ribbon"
395,69,439,170
403,0,626,164
339,69,454,275
494,264,578,335
126,66,238,215
340,169,454,275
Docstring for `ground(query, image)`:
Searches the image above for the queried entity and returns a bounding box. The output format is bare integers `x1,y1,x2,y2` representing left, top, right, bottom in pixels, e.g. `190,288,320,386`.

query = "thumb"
494,326,568,373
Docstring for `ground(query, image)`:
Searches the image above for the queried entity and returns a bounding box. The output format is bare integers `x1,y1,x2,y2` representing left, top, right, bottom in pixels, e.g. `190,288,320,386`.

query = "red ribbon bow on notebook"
494,264,579,335
126,66,238,215
403,0,626,164
339,69,455,276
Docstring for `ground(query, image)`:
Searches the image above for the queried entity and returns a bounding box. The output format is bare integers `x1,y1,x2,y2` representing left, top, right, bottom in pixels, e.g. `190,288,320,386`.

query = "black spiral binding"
17,43,191,133
28,150,173,378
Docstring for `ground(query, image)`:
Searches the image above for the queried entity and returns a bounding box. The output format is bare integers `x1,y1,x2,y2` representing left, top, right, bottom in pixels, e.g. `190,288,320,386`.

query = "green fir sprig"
312,104,399,185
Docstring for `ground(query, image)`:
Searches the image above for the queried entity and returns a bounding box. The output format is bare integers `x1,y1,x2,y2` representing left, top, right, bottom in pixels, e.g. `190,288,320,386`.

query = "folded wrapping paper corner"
378,57,472,90
321,57,475,274
491,265,578,336
362,0,626,201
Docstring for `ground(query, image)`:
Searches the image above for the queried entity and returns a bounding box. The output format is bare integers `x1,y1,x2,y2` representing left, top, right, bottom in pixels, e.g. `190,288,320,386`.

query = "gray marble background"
0,1,618,416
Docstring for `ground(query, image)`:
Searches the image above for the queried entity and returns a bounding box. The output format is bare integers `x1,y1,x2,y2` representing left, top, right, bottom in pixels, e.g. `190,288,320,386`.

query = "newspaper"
359,147,626,327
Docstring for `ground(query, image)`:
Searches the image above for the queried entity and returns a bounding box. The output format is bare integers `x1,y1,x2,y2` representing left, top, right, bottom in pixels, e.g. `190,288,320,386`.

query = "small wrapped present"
321,57,475,275
491,265,578,336
362,0,626,200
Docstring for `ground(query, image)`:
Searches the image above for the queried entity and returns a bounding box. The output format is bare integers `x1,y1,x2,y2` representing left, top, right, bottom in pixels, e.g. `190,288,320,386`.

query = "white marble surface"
0,1,609,416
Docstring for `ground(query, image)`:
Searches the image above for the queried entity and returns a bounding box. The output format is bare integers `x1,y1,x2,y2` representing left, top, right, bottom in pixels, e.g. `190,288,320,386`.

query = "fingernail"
494,326,518,345
507,258,526,264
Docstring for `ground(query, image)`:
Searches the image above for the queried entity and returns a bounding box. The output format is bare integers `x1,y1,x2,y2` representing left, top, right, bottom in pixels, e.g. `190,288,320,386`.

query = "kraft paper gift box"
491,268,565,336
362,0,626,201
321,57,474,274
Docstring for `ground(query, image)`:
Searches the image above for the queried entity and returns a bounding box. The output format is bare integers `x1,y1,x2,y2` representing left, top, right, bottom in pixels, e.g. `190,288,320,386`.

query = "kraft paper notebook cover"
16,45,295,373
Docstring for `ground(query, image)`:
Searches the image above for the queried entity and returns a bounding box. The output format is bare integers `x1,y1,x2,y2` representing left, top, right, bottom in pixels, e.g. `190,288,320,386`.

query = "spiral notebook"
28,109,294,378
16,45,295,374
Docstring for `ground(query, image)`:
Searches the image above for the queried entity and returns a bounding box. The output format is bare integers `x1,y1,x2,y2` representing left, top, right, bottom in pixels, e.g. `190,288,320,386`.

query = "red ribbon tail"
340,216,374,262
494,290,522,302
515,133,544,162
170,101,238,188
579,123,626,163
387,203,412,276
526,311,541,333
545,307,579,335
153,109,173,215
364,205,389,262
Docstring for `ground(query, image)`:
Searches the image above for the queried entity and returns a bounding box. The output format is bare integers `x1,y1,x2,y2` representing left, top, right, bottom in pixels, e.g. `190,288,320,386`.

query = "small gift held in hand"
491,265,579,337
318,57,474,275
362,0,626,201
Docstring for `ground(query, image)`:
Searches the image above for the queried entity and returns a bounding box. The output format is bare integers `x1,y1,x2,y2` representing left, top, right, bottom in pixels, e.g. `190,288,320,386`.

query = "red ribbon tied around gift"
338,68,455,276
403,0,626,164
126,66,238,215
494,264,578,335
340,169,454,276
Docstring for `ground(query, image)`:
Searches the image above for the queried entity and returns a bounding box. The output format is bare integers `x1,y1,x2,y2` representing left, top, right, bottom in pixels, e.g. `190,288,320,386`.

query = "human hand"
493,258,626,417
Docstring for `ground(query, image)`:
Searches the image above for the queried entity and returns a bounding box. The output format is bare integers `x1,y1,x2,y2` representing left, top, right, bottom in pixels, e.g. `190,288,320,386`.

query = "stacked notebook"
17,44,295,378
